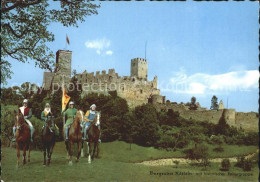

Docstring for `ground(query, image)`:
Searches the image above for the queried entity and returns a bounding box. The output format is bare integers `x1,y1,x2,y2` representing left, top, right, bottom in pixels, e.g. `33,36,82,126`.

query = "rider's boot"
98,126,101,143
12,126,16,142
65,126,69,141
82,126,88,141
29,126,34,142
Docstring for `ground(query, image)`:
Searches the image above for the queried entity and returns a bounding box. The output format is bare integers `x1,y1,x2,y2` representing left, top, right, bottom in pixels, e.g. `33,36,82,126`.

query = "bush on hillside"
220,159,231,171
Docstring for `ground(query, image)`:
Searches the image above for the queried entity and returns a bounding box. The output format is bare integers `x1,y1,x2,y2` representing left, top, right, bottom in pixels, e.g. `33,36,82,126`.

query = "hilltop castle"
42,50,258,132
43,50,165,108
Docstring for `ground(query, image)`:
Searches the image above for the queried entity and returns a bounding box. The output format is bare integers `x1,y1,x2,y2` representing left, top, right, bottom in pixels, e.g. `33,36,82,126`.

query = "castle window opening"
140,89,143,94
132,78,135,82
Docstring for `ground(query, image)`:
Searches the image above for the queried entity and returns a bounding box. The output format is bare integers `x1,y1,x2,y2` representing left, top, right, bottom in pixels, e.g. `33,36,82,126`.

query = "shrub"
235,156,245,168
243,159,253,171
213,146,224,153
184,143,210,168
235,156,253,171
220,159,231,171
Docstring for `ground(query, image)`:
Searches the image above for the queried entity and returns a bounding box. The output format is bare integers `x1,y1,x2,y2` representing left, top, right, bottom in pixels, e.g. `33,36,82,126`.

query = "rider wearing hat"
63,101,77,141
41,103,57,134
82,104,101,142
12,99,34,142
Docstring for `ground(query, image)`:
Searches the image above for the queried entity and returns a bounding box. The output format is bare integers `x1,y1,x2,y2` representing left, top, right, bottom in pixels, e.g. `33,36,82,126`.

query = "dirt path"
136,149,258,166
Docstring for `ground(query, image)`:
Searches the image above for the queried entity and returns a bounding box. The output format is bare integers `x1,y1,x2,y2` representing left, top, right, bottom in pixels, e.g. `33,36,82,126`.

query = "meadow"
1,141,258,182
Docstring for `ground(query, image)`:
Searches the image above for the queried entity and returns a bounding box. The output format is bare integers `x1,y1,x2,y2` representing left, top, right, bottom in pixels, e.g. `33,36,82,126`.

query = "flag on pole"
66,34,70,45
62,87,71,112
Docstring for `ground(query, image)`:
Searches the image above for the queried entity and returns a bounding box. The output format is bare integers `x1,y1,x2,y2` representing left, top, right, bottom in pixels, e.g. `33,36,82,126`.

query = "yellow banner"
62,87,70,111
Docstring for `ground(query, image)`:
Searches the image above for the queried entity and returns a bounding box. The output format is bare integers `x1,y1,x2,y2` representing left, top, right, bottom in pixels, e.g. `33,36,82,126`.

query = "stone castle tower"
43,50,72,90
131,58,148,80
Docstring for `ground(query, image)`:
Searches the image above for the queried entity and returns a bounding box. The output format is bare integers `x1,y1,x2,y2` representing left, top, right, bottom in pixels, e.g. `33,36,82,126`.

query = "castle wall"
235,112,258,132
77,69,160,108
153,103,258,132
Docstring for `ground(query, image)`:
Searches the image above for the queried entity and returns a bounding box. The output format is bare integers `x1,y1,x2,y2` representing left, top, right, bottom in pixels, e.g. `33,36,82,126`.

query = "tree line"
1,82,258,151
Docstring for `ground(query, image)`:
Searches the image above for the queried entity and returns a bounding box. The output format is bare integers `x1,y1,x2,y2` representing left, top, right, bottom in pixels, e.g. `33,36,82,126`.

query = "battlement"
131,57,148,80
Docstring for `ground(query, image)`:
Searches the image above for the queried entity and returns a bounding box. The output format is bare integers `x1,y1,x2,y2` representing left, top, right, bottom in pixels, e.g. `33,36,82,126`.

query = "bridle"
16,114,25,130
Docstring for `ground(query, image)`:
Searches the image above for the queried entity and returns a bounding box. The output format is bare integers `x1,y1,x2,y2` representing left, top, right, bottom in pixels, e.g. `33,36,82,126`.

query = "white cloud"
96,50,101,55
105,50,113,56
160,68,259,95
85,38,113,56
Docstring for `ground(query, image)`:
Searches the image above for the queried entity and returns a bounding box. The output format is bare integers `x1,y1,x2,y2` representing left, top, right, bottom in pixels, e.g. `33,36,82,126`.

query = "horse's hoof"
68,161,73,166
16,165,19,169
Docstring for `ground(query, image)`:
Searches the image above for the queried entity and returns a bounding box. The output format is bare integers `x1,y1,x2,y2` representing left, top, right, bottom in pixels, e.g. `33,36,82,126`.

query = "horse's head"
94,111,101,124
14,109,25,130
45,113,54,127
75,109,84,123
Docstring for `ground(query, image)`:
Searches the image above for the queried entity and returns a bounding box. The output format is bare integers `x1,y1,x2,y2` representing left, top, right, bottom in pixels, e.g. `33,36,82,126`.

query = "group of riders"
12,99,101,143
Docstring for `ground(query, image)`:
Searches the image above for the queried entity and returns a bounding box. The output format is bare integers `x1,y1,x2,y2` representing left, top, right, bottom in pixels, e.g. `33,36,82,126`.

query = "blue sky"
6,1,259,112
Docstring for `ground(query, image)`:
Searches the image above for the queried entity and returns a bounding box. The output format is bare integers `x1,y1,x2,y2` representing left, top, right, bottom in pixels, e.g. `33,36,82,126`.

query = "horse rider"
82,104,101,142
63,101,77,141
41,103,58,135
12,99,34,142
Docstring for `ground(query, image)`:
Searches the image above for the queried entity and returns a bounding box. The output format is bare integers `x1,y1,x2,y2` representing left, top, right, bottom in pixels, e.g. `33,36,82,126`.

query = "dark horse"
81,111,100,163
42,113,56,166
14,109,32,168
64,110,83,165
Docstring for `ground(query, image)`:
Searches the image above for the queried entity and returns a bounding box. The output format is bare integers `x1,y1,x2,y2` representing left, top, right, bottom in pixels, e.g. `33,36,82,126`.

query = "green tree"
1,0,100,84
189,96,198,110
29,87,48,119
133,104,160,146
210,95,219,110
67,76,82,109
216,112,230,136
1,87,22,105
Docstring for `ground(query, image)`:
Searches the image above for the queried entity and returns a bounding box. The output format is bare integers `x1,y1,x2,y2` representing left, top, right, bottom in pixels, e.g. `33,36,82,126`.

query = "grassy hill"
1,141,258,182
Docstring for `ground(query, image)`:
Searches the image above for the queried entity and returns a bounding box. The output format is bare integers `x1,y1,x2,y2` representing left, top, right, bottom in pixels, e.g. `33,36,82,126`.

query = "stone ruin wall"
154,103,258,132
235,112,258,132
76,69,160,108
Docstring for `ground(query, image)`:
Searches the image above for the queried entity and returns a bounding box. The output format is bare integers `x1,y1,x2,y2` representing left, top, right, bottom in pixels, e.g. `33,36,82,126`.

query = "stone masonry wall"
153,103,258,132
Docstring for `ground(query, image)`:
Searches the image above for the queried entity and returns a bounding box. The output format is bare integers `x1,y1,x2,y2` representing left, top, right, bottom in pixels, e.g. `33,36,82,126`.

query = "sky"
5,1,259,112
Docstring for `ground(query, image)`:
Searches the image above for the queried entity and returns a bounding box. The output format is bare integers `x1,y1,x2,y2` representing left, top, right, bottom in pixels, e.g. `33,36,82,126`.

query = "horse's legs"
88,142,92,163
22,144,27,165
46,145,50,166
92,142,97,160
96,142,100,158
76,141,82,162
28,142,31,162
43,142,46,165
65,141,70,160
81,141,84,157
43,148,46,165
48,142,55,165
68,141,73,166
16,142,20,168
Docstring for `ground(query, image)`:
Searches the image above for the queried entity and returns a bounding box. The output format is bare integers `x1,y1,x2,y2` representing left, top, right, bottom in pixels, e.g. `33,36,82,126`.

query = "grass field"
1,141,258,182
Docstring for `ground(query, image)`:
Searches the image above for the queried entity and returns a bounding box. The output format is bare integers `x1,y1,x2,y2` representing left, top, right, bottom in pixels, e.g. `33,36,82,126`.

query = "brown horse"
42,113,56,166
14,109,32,168
64,110,84,165
81,111,101,163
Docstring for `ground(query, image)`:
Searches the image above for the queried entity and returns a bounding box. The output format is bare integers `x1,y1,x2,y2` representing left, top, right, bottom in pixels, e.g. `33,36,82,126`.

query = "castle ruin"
43,50,163,108
42,50,258,132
